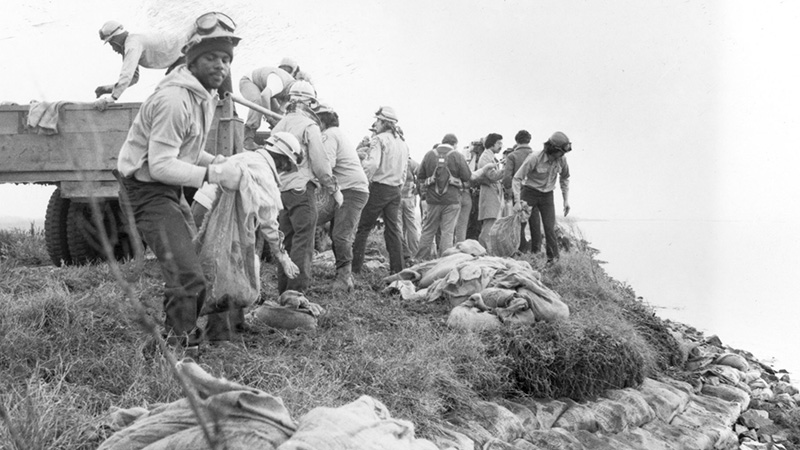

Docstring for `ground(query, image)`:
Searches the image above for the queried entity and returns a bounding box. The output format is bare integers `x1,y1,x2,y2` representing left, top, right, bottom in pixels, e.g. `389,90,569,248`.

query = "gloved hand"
277,252,300,279
93,97,115,111
333,190,344,207
211,154,228,164
95,85,114,98
207,160,242,190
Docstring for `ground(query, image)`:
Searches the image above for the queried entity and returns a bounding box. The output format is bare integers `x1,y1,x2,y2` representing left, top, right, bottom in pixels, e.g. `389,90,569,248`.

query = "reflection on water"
577,218,800,378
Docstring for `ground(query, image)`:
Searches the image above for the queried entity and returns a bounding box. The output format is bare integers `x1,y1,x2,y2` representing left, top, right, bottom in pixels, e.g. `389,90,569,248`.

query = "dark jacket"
417,144,472,205
502,144,533,191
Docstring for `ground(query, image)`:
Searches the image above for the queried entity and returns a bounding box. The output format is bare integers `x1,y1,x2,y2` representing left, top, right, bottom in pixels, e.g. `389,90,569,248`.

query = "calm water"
577,219,800,379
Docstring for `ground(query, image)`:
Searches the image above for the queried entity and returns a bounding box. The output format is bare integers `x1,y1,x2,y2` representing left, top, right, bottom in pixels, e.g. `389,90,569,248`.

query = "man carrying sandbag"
115,15,244,354
512,131,572,264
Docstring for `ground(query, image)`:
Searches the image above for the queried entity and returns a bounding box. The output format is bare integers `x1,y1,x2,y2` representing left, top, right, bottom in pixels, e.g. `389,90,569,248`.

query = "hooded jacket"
117,65,218,187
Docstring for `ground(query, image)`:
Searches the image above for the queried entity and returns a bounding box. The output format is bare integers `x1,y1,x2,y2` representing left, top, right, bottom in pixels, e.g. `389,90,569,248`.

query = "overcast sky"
3,0,799,224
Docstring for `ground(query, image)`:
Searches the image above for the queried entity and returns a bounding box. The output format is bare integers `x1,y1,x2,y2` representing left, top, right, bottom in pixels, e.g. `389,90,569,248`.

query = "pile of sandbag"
99,360,438,450
247,290,324,331
382,240,569,331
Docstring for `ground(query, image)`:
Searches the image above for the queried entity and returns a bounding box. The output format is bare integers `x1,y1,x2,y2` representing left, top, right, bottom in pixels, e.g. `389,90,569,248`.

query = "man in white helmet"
512,131,572,264
239,64,303,150
315,102,369,291
95,14,234,110
271,81,342,294
116,13,244,353
351,106,409,274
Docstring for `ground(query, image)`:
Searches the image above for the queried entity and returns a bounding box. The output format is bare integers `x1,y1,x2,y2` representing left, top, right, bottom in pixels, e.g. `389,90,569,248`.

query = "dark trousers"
519,207,542,253
331,189,369,269
278,183,318,293
520,186,558,261
352,182,404,274
121,177,205,347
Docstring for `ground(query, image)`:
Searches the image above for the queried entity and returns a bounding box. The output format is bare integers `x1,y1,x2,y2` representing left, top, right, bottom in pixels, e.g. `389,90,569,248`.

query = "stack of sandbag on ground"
98,360,298,450
276,395,439,450
247,290,324,331
383,240,570,332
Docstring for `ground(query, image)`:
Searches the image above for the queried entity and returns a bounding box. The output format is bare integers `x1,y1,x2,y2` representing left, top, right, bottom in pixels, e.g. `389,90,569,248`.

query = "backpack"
425,147,462,195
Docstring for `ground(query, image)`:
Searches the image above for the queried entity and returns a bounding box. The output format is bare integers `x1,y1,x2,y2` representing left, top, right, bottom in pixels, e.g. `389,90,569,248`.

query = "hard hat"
182,12,241,62
264,132,302,172
288,80,316,103
99,20,124,43
279,57,299,75
547,131,572,152
374,106,398,123
315,101,335,115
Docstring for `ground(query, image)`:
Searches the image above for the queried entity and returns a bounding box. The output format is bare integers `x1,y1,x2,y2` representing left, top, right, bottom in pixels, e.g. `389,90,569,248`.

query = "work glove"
333,190,344,208
207,160,243,191
93,97,115,111
277,251,300,279
95,85,114,98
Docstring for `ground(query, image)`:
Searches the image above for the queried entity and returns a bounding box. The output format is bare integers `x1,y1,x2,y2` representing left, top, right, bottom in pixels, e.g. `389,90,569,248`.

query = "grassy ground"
0,226,685,449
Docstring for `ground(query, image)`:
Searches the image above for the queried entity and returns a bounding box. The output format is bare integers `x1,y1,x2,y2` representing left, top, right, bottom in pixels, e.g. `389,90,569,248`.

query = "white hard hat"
99,20,124,43
288,80,316,103
264,132,302,172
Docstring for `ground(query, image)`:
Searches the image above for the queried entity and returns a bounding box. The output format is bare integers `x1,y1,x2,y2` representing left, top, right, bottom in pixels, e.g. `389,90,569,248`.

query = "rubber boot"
244,126,258,150
333,265,354,292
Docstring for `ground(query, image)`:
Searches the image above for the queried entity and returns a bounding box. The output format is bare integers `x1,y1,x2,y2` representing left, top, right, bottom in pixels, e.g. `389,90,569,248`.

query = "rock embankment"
431,322,799,450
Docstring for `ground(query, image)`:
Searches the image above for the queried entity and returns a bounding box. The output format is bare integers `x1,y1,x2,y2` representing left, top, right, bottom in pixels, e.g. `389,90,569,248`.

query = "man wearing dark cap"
352,106,409,274
503,129,537,252
512,131,573,264
116,16,245,353
415,133,473,259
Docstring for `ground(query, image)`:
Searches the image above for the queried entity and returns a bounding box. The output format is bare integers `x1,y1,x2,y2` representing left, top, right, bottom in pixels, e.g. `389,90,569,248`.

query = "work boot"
333,265,355,292
244,126,258,150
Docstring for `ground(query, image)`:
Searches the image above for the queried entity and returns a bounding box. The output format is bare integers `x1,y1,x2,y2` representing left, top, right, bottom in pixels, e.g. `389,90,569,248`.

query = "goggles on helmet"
195,12,236,35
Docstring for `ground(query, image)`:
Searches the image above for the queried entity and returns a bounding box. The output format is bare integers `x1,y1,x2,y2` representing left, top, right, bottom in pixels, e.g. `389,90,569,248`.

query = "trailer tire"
45,188,72,266
66,202,101,264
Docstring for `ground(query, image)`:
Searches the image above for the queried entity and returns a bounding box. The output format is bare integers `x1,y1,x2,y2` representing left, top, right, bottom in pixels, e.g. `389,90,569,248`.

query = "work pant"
399,195,420,260
278,183,318,293
352,182,403,274
331,189,369,270
466,189,482,241
520,186,558,261
121,176,205,347
453,190,472,245
478,218,496,250
416,203,460,260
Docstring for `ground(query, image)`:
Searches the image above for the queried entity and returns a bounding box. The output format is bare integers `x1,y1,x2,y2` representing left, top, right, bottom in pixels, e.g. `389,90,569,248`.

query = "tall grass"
0,227,684,448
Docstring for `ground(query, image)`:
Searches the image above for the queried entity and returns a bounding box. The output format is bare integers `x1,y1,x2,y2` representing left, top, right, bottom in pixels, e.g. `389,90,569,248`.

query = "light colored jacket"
272,109,336,193
117,65,217,188
112,32,185,100
322,127,369,193
362,131,408,187
477,149,504,220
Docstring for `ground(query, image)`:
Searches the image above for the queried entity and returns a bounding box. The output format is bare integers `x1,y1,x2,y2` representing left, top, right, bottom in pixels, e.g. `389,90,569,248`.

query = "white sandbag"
441,239,487,257
713,353,750,371
418,253,474,288
638,378,689,423
277,395,438,450
516,288,569,322
469,401,527,443
552,400,599,432
446,304,502,331
99,360,297,450
382,280,417,299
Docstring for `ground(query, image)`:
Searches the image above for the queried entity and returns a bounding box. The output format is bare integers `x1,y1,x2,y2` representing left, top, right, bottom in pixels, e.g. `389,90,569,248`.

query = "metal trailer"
0,98,242,265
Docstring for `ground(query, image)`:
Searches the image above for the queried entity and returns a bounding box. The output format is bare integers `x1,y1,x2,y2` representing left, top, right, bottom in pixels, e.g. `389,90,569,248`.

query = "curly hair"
514,129,532,144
